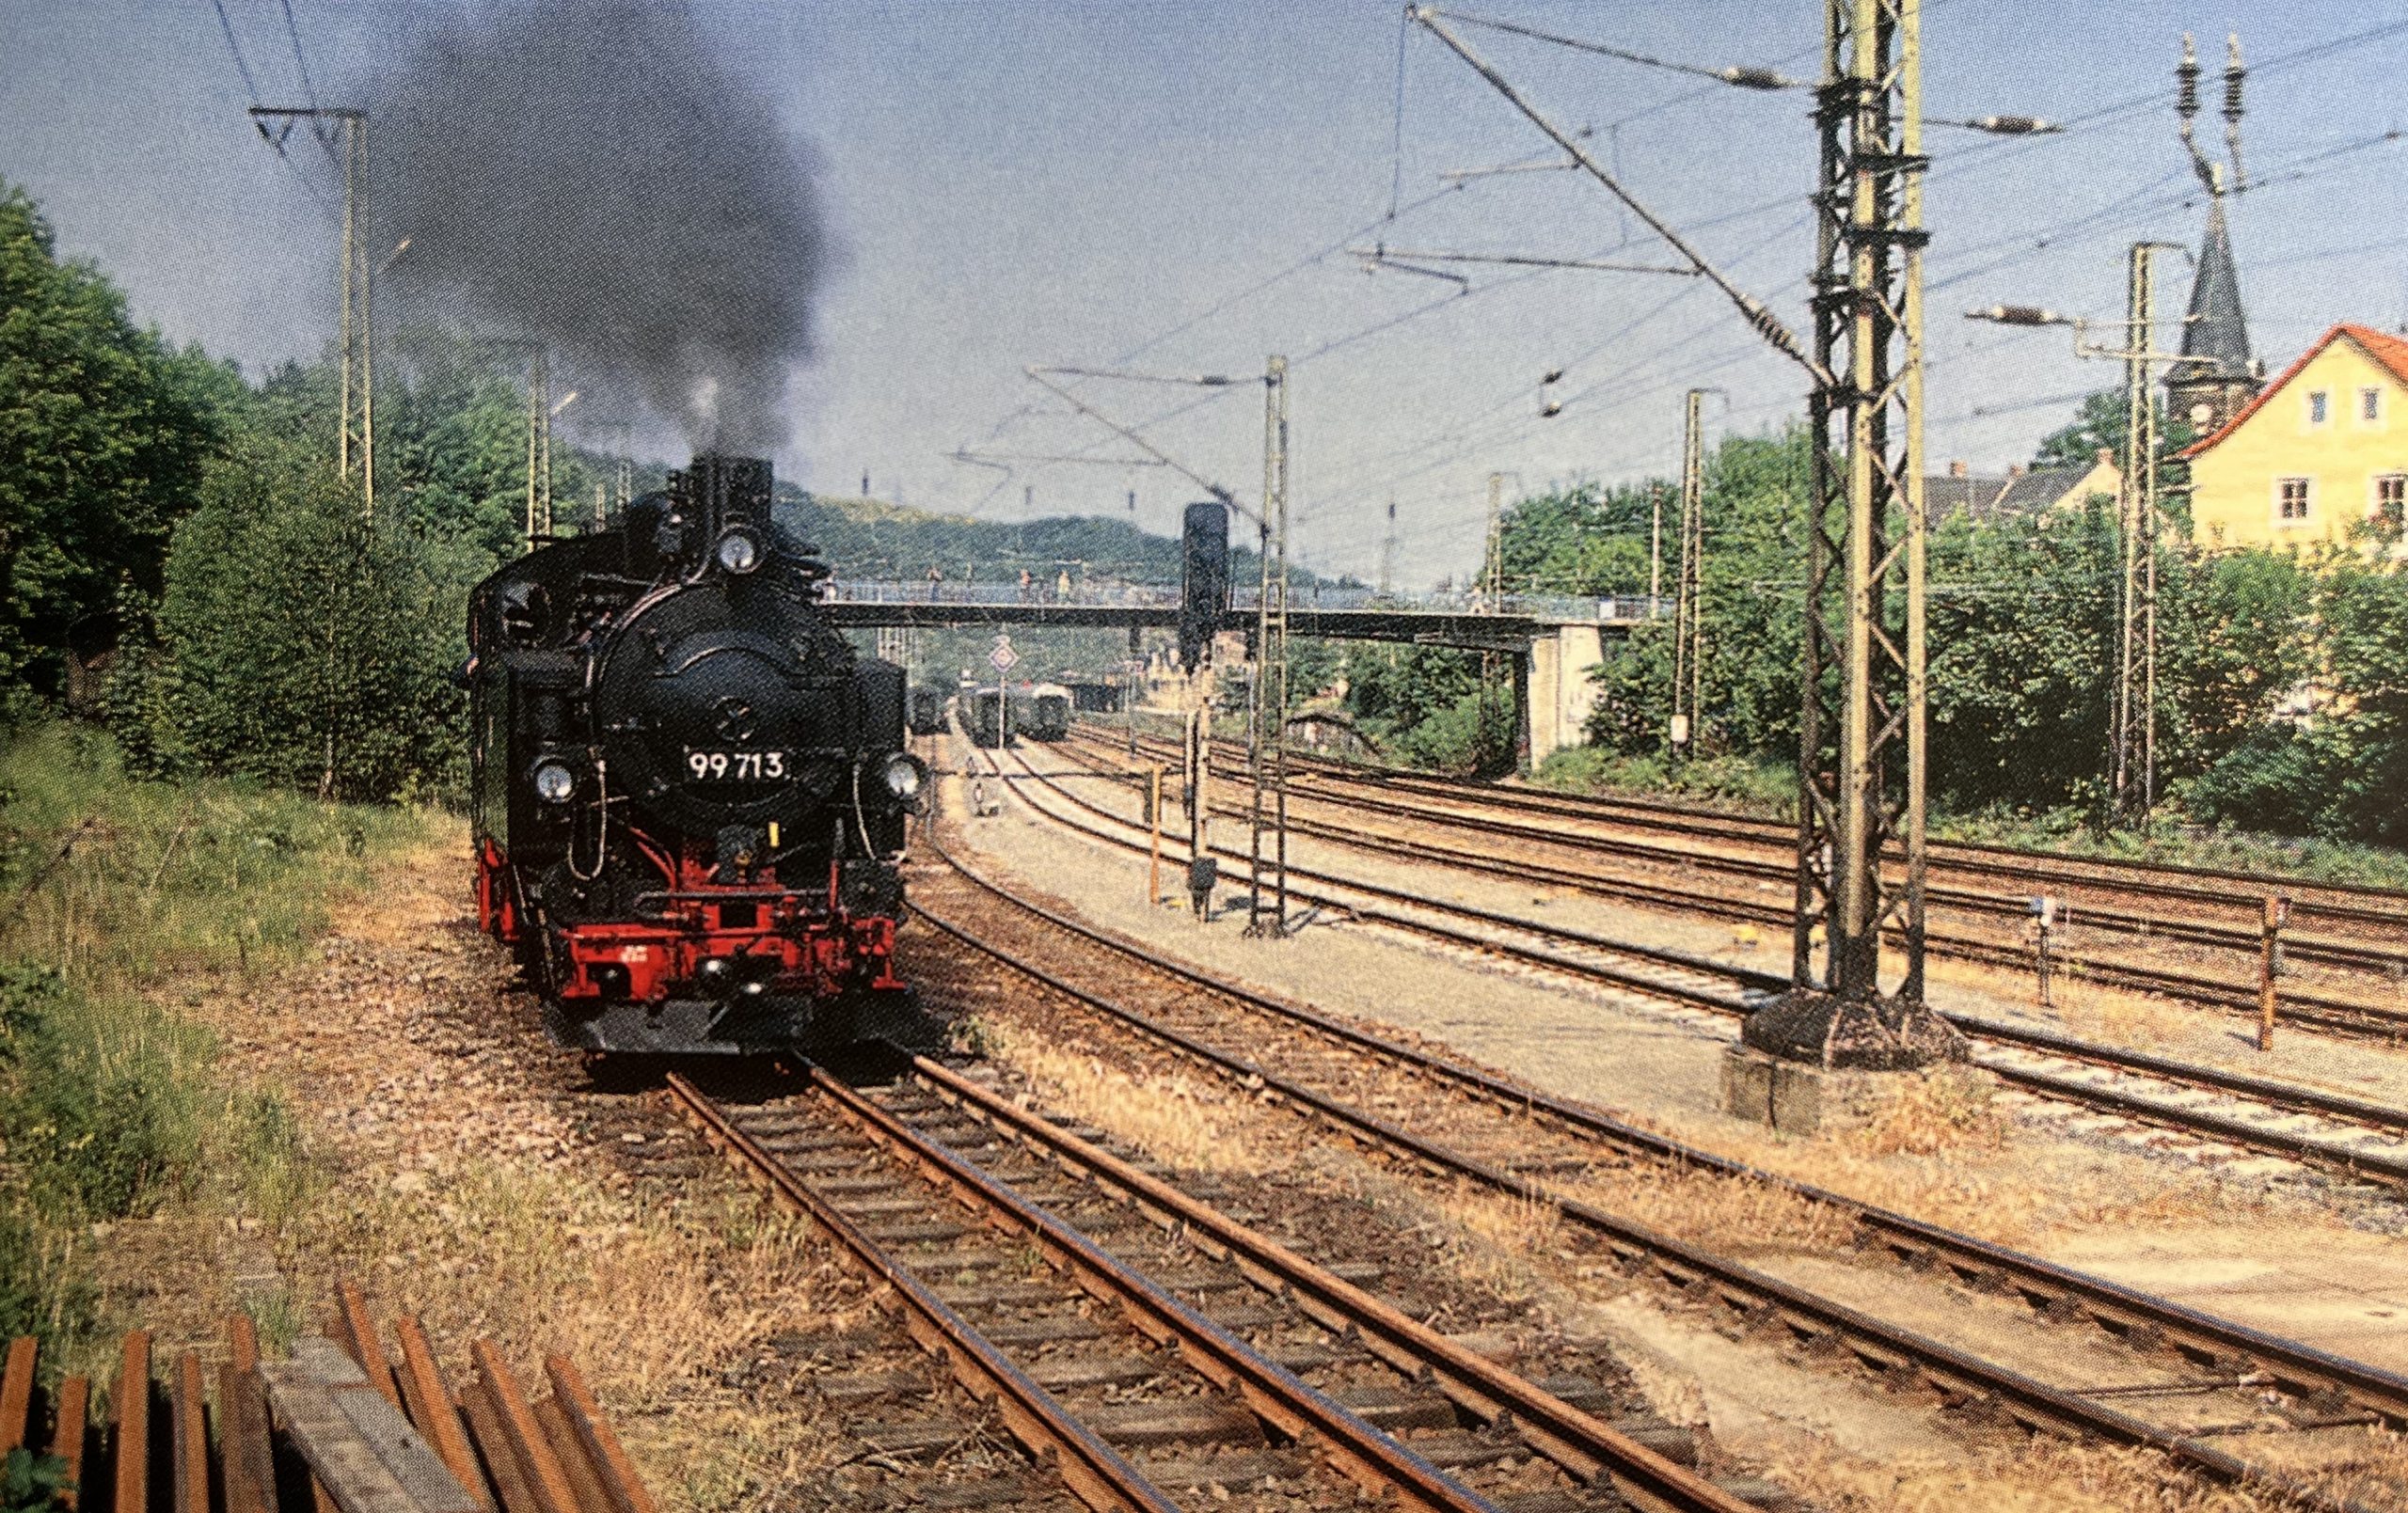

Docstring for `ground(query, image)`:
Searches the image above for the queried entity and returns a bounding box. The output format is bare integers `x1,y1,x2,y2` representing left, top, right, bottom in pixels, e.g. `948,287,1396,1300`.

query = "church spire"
2166,34,2260,435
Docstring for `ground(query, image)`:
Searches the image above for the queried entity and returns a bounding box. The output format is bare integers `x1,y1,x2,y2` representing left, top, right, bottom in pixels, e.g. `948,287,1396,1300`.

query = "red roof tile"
2182,323,2408,458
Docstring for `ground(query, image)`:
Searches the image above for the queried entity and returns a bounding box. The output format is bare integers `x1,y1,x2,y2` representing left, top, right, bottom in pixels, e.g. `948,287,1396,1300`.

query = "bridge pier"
1521,623,1604,769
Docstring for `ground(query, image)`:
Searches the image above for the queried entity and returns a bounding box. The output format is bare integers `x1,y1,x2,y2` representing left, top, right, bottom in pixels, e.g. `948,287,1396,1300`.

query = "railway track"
995,736,2408,1191
1068,726,2408,1041
665,1067,1775,1513
902,836,2408,1512
1093,718,2408,947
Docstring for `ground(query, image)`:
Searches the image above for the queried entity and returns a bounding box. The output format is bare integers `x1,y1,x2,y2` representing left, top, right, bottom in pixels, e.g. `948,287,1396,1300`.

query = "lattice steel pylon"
1246,355,1291,938
2111,243,2164,825
1769,0,1957,1063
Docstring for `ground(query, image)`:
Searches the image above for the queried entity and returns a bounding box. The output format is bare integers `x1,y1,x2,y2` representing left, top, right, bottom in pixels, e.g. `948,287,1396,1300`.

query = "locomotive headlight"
531,760,578,804
881,752,929,801
713,527,763,575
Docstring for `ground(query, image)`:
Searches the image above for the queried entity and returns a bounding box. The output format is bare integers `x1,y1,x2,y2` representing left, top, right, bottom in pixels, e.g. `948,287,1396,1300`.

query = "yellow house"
2181,323,2408,548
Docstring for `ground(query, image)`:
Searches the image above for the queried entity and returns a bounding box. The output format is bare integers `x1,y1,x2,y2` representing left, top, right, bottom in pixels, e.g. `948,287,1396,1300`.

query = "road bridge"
823,582,1656,763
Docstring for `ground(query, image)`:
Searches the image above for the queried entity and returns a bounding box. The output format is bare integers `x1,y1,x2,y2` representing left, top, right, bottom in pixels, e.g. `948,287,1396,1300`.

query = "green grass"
0,720,444,1385
1529,747,1794,816
1529,741,2408,893
0,723,436,988
1929,805,2408,891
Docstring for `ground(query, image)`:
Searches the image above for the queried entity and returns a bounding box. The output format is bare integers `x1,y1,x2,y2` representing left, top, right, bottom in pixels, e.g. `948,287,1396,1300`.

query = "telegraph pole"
1648,481,1665,611
1247,355,1291,938
1966,244,2198,829
524,349,552,544
1671,388,1709,755
1483,472,1504,608
249,105,372,520
1380,501,1400,597
1415,0,2049,1069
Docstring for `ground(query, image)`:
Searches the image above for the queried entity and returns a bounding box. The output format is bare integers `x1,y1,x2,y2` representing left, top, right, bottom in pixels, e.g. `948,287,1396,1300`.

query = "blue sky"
7,1,2406,586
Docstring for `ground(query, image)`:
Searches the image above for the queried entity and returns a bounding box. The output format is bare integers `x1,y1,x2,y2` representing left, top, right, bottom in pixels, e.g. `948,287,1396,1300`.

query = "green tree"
1339,642,1513,773
2157,547,2315,776
0,182,230,705
1923,498,2118,812
113,437,482,799
1498,481,1654,597
1576,428,1814,760
2033,389,2127,469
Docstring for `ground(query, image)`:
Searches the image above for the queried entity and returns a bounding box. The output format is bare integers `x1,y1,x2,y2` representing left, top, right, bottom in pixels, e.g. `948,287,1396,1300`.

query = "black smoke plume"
367,0,827,451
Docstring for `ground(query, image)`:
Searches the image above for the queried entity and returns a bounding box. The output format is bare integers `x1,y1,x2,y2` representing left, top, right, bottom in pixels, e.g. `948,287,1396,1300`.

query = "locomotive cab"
467,454,936,1057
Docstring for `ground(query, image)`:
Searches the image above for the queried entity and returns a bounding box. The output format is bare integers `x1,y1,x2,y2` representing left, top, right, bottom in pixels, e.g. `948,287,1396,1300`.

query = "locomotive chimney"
682,453,775,535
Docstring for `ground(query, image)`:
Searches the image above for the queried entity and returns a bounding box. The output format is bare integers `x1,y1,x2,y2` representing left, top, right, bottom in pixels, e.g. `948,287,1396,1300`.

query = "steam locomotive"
466,454,936,1057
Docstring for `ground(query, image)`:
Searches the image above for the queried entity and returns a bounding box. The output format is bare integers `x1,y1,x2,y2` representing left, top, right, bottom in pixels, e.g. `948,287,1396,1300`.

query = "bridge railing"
822,580,1668,623
824,580,1182,607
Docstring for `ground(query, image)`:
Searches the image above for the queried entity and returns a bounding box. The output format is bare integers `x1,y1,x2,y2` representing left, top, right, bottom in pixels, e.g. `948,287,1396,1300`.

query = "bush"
112,439,483,801
2176,726,2335,839
1389,691,1514,773
1533,746,1791,815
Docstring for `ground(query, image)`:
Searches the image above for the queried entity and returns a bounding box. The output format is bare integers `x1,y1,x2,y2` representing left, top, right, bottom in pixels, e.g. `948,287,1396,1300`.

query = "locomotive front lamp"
531,760,578,804
881,752,929,802
714,527,764,575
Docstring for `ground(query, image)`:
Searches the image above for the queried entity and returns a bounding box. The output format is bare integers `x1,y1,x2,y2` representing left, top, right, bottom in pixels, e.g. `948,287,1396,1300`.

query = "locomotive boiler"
466,454,935,1056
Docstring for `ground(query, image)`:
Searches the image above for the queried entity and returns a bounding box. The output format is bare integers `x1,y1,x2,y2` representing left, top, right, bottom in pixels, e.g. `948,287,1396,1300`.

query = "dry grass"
277,1155,868,1513
282,1159,814,1399
2049,973,2200,1049
1761,1434,2395,1513
1420,1183,1564,1302
1557,1162,1858,1257
974,1016,1287,1176
1843,1067,2010,1159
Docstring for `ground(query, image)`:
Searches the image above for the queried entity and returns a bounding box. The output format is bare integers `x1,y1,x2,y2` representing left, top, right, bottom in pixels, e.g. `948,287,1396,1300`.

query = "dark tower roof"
2178,198,2252,378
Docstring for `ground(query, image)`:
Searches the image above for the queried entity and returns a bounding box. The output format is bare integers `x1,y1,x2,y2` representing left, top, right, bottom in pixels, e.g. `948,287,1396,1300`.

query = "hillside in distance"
775,485,1334,591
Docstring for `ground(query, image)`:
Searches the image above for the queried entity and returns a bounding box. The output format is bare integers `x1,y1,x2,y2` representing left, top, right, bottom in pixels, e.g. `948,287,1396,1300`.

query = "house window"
2309,390,2331,425
2381,475,2407,525
2278,478,2312,522
2365,388,2384,422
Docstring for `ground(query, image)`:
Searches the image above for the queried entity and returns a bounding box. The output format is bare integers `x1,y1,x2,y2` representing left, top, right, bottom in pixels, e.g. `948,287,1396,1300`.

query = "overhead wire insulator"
1718,66,1794,91
2223,33,2246,123
2176,33,2201,118
1965,305,2066,326
1960,115,2058,135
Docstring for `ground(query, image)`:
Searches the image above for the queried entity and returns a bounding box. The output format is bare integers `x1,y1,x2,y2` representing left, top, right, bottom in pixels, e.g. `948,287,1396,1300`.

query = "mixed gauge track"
1074,722,2408,1042
996,729,2408,1191
889,822,2408,1509
567,717,2408,1512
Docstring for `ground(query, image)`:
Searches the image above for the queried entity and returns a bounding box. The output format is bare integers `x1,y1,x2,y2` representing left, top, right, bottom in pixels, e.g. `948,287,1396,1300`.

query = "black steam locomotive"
466,454,935,1056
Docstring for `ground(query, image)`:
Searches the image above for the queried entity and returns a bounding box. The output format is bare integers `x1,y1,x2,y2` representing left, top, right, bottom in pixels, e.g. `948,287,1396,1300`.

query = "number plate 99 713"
686,750,788,780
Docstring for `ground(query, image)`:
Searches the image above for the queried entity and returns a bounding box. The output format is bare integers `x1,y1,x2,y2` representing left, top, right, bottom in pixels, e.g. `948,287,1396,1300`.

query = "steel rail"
906,870,2391,1513
1067,729,2408,1001
906,1056,1765,1513
921,831,2408,1434
798,1066,1511,1513
1002,742,2408,1184
661,1074,1189,1513
1100,721,2408,937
